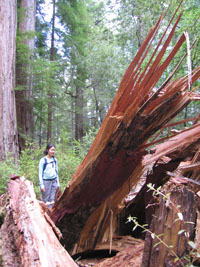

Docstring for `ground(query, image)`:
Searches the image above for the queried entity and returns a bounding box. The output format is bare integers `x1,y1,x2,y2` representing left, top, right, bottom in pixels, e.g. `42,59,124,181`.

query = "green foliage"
55,128,98,188
0,154,21,195
0,131,97,198
19,144,42,197
18,141,84,198
72,127,99,158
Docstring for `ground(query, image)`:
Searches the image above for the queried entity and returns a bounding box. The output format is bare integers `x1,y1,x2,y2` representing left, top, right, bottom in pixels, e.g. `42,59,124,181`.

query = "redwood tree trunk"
47,0,56,144
15,0,36,151
75,85,84,141
0,0,19,161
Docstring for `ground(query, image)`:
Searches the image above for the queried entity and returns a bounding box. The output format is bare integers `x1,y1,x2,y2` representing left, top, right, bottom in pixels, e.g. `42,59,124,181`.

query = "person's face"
48,146,55,157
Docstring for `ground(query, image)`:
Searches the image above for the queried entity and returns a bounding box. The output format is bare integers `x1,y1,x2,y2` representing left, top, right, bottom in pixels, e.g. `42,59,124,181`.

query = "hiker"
38,144,60,208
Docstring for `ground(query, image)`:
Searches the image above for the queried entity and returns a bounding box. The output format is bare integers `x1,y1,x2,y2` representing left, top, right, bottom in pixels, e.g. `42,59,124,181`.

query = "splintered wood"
0,177,77,267
51,4,200,258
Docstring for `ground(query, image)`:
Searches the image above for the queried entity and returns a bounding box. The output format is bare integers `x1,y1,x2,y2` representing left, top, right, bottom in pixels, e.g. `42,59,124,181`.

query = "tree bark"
15,0,36,151
0,0,19,161
47,0,56,144
142,183,197,267
0,176,78,267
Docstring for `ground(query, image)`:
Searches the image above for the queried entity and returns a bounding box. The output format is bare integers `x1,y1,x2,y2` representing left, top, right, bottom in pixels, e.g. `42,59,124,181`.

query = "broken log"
51,6,200,255
0,176,77,267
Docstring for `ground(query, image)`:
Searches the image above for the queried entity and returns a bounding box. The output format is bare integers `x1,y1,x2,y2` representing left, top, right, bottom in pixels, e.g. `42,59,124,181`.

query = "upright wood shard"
142,183,197,267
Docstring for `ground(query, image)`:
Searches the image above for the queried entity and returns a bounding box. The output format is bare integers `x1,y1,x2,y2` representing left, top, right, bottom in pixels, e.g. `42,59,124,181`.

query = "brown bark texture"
0,0,19,161
51,7,200,256
142,183,197,267
0,176,77,267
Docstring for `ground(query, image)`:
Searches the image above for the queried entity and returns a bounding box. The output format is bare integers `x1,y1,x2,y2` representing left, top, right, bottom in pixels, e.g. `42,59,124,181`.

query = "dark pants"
41,178,58,208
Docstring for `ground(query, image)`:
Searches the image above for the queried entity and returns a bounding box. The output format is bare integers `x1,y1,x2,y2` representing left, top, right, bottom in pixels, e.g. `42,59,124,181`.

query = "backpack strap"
43,157,48,174
42,156,57,174
54,157,58,176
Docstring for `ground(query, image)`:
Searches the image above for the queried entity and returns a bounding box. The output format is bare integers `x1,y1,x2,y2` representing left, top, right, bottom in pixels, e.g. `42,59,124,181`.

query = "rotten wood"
0,177,77,267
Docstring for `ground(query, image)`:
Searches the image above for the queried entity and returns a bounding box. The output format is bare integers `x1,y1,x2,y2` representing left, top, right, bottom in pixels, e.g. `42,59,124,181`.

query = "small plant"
0,153,21,195
0,140,86,199
127,216,185,266
127,183,200,267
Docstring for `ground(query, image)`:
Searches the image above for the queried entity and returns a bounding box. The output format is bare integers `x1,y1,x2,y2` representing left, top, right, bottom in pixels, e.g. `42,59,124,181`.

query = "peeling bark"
0,0,19,160
0,177,77,267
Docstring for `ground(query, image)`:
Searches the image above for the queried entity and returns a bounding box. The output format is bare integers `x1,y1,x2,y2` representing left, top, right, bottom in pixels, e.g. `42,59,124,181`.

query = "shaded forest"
0,0,200,266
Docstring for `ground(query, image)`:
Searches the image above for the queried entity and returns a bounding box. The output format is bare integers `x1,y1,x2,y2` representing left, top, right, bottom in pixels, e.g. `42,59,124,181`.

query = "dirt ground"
77,242,144,267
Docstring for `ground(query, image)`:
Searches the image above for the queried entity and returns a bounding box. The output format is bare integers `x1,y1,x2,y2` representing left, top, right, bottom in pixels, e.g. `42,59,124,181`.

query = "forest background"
0,0,199,198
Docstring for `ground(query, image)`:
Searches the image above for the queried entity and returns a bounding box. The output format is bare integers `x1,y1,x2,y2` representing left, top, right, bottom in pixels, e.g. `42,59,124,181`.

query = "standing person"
38,144,60,208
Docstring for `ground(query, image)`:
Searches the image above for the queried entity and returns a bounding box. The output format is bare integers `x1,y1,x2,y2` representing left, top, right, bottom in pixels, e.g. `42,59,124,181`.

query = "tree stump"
142,183,197,267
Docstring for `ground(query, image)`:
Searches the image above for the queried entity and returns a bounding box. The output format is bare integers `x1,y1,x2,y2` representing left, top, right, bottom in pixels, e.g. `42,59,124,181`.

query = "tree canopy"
14,0,197,146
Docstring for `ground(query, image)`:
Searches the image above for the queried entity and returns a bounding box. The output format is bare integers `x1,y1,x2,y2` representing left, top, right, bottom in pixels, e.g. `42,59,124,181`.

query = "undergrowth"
0,130,96,199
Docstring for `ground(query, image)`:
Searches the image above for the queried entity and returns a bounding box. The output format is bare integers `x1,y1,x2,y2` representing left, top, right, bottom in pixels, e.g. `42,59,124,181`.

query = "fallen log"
0,176,77,267
51,6,200,255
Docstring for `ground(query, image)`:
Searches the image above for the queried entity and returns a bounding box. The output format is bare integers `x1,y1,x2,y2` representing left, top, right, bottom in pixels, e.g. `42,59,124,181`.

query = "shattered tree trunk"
0,177,77,267
51,7,200,255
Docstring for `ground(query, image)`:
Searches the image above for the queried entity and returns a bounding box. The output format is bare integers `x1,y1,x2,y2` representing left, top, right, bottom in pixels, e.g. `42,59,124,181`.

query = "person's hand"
41,186,45,192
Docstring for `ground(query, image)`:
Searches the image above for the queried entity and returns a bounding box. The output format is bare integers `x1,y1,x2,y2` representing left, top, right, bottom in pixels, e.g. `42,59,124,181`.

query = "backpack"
43,156,58,176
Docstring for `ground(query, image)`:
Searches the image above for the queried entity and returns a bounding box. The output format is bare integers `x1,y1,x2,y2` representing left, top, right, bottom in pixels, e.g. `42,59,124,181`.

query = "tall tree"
0,0,19,161
47,0,56,143
57,0,91,141
15,0,36,151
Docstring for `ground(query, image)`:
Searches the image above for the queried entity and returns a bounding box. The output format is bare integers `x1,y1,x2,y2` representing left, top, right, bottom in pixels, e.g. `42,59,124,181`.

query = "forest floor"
76,241,144,267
